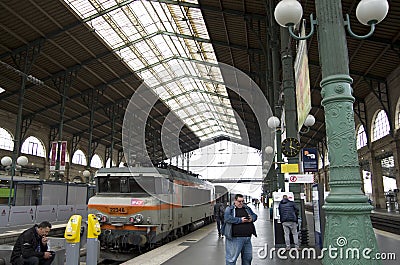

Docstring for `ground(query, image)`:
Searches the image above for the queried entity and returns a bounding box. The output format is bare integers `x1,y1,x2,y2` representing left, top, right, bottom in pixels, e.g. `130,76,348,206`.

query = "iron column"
314,1,380,263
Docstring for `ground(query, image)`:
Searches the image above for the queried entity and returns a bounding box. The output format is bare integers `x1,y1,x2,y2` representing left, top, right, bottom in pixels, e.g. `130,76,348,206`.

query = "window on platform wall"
318,151,323,169
395,98,400,130
91,154,103,168
324,149,330,166
105,158,116,168
72,149,87,166
380,156,397,191
21,136,46,157
356,125,367,149
372,110,390,141
0,127,13,151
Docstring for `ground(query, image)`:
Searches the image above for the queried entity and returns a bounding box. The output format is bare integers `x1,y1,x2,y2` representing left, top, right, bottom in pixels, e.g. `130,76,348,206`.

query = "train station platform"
123,206,399,265
0,222,67,245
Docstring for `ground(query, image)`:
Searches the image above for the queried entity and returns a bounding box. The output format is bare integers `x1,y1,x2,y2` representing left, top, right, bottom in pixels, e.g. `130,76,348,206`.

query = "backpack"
219,203,225,219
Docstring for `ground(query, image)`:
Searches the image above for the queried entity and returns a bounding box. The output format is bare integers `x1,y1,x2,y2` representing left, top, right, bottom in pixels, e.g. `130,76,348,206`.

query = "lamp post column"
280,27,308,246
315,0,380,263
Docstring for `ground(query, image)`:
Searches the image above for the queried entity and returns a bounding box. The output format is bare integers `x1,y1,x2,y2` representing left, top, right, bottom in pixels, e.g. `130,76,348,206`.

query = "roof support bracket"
354,99,370,148
364,78,393,136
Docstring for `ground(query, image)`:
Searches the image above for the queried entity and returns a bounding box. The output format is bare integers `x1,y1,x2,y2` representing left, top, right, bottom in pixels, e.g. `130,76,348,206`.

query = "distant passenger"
222,194,258,265
10,221,55,265
278,195,300,250
214,200,226,237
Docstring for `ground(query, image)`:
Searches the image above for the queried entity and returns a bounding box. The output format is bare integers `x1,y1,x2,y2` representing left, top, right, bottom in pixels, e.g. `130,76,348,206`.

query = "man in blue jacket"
278,195,299,250
222,194,257,265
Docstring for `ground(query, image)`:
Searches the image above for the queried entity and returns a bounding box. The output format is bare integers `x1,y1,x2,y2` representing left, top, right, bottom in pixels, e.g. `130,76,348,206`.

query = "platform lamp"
83,169,91,183
274,0,389,263
1,155,29,206
267,115,284,191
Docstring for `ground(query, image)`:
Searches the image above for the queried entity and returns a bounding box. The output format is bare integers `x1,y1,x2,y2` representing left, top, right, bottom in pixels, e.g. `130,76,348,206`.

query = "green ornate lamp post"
1,155,29,206
274,0,389,263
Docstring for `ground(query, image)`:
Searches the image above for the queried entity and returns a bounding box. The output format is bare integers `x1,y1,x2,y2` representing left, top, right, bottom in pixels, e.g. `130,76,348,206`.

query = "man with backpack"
214,200,226,237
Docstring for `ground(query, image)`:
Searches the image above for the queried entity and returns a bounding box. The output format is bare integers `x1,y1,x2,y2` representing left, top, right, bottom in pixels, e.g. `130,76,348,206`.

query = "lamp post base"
322,202,379,264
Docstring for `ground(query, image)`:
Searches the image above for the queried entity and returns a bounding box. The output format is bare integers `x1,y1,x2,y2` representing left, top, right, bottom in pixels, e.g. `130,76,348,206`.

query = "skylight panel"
64,0,240,141
152,36,174,58
65,0,97,18
97,0,114,9
140,69,159,87
92,16,124,47
119,46,137,59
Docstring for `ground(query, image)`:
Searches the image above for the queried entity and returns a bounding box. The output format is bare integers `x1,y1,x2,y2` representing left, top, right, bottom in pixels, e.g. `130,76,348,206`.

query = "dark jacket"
214,202,225,220
10,225,48,262
222,204,257,239
278,198,299,223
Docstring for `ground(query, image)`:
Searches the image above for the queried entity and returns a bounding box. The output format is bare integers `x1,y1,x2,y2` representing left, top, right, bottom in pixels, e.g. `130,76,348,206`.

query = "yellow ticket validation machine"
86,214,101,265
64,214,82,265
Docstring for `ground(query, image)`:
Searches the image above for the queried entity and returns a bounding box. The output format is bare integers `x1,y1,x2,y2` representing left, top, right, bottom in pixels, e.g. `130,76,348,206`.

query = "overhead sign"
281,163,299,173
288,174,314,183
302,148,318,172
50,142,57,172
50,141,67,172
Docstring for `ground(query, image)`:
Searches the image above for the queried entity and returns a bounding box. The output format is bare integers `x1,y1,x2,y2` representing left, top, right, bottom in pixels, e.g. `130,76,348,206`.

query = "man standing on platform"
223,194,257,265
214,200,226,237
10,221,55,265
278,195,299,250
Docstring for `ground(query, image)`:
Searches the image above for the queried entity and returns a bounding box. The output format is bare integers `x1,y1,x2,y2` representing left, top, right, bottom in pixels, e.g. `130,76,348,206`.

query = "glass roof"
64,0,240,141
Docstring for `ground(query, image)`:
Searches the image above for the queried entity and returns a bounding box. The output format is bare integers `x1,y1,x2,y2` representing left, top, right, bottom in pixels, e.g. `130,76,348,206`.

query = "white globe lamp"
356,0,389,25
1,156,12,167
267,116,281,129
17,156,29,166
274,0,303,27
304,114,316,127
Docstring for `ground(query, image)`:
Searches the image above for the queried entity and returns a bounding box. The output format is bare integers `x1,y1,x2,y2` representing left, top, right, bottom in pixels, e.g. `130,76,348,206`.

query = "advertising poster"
294,20,312,132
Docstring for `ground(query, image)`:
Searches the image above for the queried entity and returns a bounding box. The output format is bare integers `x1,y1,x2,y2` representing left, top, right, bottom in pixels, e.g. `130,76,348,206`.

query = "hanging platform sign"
50,141,57,172
60,141,67,171
302,148,318,172
281,163,299,173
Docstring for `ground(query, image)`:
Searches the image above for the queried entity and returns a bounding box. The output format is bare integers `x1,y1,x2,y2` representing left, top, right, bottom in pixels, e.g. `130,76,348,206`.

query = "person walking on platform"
278,195,300,250
222,194,257,265
10,221,55,265
214,200,226,237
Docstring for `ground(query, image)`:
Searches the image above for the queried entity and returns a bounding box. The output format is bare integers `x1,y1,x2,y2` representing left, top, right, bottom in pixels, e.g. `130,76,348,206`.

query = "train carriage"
88,165,214,252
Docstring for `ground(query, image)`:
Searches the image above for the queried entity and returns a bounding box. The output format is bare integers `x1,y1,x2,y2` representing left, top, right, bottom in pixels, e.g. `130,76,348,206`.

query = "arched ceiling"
0,0,399,163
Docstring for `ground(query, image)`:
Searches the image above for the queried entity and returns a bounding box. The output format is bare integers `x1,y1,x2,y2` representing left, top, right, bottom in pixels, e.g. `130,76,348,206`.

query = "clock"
281,137,301,157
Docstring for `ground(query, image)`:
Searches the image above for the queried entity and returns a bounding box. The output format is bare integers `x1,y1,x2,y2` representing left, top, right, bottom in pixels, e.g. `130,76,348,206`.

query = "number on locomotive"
109,207,126,213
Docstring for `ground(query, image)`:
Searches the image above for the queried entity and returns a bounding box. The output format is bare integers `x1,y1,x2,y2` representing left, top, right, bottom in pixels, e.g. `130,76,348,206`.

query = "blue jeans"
225,236,252,265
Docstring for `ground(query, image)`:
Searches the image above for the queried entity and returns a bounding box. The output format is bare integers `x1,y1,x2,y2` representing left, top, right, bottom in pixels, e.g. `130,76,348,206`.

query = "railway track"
305,205,400,235
370,212,400,235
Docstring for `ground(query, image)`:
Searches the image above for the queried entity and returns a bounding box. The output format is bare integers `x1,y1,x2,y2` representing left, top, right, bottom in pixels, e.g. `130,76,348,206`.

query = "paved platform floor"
124,206,322,265
124,206,399,265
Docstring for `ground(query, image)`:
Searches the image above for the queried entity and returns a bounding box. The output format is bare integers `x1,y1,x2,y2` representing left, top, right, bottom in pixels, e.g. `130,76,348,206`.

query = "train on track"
88,164,215,255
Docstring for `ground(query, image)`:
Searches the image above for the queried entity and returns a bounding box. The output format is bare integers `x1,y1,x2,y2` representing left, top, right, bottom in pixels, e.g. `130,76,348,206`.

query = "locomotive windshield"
97,175,155,194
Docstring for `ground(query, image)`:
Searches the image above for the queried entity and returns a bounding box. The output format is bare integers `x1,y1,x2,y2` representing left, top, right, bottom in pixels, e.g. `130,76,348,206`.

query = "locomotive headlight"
133,214,144,224
96,213,108,223
95,213,102,221
146,217,152,224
